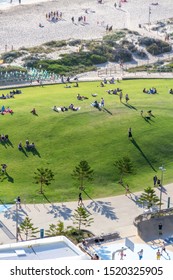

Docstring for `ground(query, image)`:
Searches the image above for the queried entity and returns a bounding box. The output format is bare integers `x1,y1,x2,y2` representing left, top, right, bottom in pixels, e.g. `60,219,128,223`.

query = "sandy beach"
0,0,173,52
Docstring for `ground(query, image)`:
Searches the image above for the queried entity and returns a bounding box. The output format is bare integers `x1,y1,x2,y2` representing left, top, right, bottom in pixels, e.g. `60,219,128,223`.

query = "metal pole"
148,6,151,30
16,201,19,242
159,165,166,211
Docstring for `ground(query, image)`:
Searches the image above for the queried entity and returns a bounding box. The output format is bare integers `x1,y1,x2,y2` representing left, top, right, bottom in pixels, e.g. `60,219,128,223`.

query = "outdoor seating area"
0,69,60,86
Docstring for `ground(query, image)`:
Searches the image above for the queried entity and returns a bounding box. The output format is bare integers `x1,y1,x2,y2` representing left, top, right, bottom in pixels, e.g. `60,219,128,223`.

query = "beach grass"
0,79,173,204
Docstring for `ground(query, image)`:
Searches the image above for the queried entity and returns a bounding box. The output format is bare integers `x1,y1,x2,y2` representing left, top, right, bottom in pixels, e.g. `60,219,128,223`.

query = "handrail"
134,207,173,226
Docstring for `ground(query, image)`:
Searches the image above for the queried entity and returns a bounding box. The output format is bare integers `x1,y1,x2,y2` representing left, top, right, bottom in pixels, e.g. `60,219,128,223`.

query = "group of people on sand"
46,11,63,22
71,15,87,25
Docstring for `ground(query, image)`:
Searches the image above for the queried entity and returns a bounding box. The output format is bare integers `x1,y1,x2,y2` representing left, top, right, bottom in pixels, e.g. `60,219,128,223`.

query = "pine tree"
33,167,54,194
138,186,160,209
114,156,134,184
45,221,66,237
19,216,39,240
71,160,94,190
72,206,94,231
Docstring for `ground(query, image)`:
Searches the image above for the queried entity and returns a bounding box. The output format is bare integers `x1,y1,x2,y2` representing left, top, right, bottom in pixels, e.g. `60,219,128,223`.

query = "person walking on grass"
128,127,133,139
119,91,123,102
125,93,129,103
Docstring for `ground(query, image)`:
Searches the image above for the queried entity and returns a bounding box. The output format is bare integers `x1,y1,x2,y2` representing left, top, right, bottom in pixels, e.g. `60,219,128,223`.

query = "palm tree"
138,186,160,209
33,167,54,194
19,216,39,240
72,206,94,231
71,160,94,190
114,156,134,185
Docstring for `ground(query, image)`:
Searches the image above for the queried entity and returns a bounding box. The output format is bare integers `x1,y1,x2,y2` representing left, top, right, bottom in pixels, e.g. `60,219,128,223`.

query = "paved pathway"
0,183,173,246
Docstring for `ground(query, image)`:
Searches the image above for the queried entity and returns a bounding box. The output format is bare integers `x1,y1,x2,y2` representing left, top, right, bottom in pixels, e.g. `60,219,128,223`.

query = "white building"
0,236,91,260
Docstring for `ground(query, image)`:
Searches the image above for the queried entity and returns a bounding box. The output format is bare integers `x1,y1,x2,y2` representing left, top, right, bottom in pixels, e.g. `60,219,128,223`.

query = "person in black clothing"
16,196,21,209
128,127,132,139
78,192,83,206
153,175,158,187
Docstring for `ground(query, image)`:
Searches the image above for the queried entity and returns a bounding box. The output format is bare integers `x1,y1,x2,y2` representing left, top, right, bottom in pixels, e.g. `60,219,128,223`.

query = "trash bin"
40,228,44,238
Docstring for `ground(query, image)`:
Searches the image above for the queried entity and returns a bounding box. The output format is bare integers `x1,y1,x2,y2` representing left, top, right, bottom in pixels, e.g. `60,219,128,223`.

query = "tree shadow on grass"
131,138,157,172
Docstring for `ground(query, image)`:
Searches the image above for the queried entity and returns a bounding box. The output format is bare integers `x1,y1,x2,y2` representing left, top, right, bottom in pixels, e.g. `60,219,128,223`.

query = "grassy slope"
0,79,173,203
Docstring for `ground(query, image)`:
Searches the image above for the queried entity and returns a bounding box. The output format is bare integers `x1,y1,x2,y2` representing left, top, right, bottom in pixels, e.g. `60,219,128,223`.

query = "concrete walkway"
0,183,173,246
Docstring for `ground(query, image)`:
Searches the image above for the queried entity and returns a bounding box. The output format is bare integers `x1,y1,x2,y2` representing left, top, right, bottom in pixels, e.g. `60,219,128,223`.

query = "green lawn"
0,79,173,204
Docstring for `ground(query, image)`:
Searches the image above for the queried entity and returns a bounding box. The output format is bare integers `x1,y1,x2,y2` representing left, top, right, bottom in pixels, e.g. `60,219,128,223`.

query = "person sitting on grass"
25,139,30,149
6,107,13,114
18,142,22,151
64,84,71,88
69,104,80,111
30,108,37,115
1,163,7,173
30,142,35,149
0,134,5,141
74,82,79,87
77,94,82,100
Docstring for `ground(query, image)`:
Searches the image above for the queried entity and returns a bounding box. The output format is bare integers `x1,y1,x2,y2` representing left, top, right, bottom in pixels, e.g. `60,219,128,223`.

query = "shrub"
138,37,155,46
68,40,82,46
147,43,161,55
110,48,132,62
135,50,147,58
1,51,23,63
139,37,172,55
43,40,67,48
90,54,107,64
103,31,126,42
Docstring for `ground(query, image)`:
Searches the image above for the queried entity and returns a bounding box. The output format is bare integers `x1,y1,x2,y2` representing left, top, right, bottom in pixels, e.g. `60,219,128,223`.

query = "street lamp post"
148,6,151,30
159,165,166,211
14,199,19,242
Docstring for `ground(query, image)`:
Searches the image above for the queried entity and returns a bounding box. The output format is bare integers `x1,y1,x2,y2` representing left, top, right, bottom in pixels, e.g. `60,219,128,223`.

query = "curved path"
0,182,173,250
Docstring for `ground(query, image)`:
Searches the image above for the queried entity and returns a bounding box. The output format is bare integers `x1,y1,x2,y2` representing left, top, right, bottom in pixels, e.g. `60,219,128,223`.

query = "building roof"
0,236,90,260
